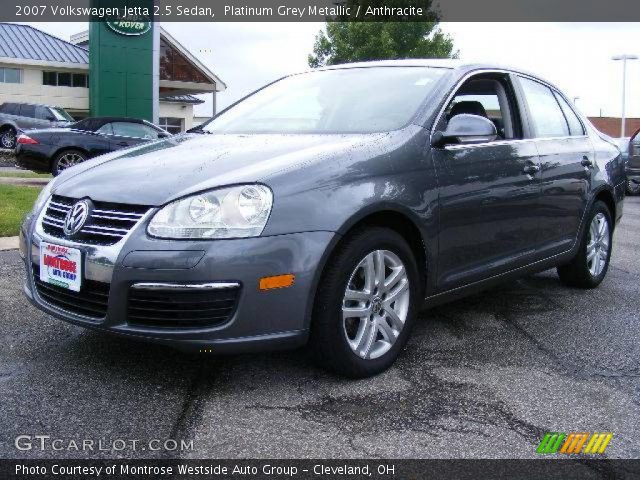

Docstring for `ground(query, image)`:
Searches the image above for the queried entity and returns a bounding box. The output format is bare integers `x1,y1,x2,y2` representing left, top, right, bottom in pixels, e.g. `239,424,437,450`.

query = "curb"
0,177,50,186
0,236,19,251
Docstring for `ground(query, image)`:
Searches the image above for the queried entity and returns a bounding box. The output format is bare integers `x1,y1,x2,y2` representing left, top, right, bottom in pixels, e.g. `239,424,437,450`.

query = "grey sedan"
21,60,625,377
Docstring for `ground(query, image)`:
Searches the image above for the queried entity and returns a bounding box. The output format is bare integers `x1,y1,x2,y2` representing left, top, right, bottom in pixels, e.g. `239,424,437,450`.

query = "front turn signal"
259,274,295,291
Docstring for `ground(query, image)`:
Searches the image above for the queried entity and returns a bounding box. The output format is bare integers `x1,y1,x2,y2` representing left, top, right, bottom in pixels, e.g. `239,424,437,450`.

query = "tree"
308,22,457,68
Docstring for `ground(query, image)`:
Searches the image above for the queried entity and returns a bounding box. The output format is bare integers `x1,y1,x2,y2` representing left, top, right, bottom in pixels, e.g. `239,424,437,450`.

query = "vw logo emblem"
63,200,91,236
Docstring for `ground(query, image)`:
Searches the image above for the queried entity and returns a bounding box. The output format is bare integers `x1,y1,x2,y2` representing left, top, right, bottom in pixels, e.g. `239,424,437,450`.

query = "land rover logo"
106,20,151,36
63,200,91,237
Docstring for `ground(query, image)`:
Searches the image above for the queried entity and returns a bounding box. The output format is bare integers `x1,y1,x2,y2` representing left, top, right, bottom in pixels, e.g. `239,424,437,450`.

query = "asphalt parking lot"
1,197,639,461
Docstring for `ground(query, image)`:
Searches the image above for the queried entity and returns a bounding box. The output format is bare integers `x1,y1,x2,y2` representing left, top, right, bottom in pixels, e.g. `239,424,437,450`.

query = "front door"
433,72,543,291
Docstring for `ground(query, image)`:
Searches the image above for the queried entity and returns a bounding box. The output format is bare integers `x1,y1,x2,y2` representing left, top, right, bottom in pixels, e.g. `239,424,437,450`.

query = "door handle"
523,164,540,175
581,156,593,168
117,142,129,147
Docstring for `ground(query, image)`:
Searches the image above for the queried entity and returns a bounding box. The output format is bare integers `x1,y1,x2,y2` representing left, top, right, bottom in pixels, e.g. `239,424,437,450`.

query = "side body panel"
433,140,541,290
535,137,593,256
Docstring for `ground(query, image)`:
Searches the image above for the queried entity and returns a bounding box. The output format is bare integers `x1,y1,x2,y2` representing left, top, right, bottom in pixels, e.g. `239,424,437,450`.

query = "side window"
519,77,569,138
96,123,114,135
36,106,52,120
2,103,19,115
443,75,521,140
19,104,36,118
553,92,585,136
111,122,159,140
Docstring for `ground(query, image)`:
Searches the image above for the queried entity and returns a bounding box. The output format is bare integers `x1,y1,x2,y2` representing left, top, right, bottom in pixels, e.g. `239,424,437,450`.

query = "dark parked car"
626,130,640,195
21,61,625,377
0,102,74,149
16,117,170,176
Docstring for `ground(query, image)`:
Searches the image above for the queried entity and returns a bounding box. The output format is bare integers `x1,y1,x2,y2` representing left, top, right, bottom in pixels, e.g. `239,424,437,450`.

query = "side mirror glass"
432,114,497,148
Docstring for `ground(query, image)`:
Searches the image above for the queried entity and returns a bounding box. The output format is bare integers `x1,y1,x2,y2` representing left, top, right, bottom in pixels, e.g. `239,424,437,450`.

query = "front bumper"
21,205,336,353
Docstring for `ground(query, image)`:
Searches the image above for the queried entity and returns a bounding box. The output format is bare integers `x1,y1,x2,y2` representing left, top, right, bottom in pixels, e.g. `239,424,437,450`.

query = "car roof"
309,59,557,91
1,101,61,109
71,117,157,132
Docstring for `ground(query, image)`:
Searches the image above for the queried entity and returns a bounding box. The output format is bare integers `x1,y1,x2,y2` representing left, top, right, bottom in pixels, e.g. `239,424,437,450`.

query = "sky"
26,22,640,119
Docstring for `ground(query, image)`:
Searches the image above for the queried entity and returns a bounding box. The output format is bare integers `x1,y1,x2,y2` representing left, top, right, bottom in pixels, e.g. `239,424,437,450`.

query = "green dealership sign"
89,0,157,122
106,20,151,36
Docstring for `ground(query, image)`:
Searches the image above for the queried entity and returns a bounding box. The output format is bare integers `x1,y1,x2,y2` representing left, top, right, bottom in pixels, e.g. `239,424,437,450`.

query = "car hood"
53,132,385,206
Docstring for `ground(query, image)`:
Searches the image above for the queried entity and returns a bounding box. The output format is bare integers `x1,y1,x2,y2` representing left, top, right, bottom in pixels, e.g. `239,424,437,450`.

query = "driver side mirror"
431,114,497,148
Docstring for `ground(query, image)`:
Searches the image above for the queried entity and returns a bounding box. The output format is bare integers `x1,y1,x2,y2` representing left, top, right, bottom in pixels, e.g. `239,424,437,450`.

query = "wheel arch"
0,122,17,132
304,205,431,331
593,187,616,225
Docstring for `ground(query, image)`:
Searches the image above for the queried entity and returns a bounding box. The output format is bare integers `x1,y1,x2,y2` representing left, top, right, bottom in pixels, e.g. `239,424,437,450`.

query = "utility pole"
612,54,638,137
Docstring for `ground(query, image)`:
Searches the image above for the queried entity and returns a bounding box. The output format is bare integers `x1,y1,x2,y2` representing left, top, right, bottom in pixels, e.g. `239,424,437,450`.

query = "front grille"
128,286,240,329
41,195,150,246
32,264,110,319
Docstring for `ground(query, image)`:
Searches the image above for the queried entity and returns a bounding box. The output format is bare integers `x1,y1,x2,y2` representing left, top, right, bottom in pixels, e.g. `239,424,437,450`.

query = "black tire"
310,227,421,378
52,149,86,176
0,127,16,149
626,179,640,196
557,201,613,289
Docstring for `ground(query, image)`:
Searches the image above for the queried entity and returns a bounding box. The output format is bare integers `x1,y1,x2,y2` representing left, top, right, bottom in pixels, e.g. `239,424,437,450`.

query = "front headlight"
32,181,54,215
147,184,273,239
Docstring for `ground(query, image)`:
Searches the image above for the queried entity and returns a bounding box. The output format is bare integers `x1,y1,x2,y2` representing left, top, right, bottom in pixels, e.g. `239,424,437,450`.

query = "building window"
159,117,183,134
0,67,22,83
43,71,88,87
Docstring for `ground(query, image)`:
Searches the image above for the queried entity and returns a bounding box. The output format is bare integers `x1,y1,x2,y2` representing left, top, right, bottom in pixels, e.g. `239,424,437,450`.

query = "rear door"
17,104,37,129
516,76,592,256
433,72,543,291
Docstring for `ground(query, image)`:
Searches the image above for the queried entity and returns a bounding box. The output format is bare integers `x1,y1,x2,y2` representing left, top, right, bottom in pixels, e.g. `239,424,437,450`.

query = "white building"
0,23,226,132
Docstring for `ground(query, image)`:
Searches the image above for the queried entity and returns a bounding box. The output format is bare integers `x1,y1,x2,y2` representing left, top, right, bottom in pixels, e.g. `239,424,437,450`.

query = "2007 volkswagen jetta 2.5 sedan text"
21,60,625,377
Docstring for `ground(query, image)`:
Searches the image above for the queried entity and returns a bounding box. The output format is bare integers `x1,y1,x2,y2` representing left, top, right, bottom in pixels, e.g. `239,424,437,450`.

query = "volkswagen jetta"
21,61,625,377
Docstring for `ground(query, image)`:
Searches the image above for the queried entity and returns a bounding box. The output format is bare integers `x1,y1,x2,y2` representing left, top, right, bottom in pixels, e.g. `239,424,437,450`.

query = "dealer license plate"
39,242,82,292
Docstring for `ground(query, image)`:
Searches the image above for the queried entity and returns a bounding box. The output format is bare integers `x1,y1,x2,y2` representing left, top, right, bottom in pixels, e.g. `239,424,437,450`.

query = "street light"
612,54,638,137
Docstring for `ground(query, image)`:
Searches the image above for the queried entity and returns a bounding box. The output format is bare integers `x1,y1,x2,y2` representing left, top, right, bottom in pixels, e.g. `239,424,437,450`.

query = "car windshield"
50,107,74,122
202,67,447,134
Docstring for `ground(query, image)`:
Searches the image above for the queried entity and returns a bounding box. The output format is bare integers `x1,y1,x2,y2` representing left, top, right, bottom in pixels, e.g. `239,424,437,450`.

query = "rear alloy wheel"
0,128,16,149
52,150,86,176
557,201,612,288
310,227,420,378
626,179,640,196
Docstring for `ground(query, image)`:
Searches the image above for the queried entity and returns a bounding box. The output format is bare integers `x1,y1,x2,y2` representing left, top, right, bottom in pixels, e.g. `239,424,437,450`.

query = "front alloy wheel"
342,250,410,360
310,227,420,378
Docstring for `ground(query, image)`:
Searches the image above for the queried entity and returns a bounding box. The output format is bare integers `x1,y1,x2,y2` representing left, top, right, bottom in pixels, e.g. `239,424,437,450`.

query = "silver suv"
0,102,74,149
